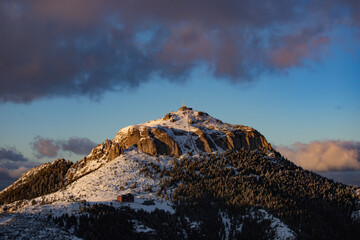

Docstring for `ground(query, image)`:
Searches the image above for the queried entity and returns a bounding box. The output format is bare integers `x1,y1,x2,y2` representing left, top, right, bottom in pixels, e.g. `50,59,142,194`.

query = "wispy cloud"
32,136,97,158
275,140,360,171
0,0,358,103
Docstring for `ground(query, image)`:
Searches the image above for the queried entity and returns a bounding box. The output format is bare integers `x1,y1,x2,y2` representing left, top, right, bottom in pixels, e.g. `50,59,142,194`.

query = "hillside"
0,159,73,205
1,106,359,240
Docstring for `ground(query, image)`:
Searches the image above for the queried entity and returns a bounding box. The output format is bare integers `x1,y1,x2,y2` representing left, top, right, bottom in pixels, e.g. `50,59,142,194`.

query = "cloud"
60,137,97,155
275,141,360,171
32,136,60,158
0,166,29,179
32,136,96,158
0,147,28,162
0,161,40,190
0,0,359,103
320,170,360,187
0,146,40,190
269,27,331,68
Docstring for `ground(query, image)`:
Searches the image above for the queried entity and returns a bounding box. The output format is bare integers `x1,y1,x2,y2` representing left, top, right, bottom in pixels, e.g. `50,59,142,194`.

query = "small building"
117,193,134,203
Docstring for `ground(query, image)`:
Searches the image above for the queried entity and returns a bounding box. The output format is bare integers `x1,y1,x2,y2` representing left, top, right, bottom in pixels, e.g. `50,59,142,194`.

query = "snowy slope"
5,149,174,215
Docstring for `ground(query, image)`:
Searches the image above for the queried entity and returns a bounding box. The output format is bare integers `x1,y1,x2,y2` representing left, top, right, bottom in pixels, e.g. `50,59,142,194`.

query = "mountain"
1,106,359,240
65,106,273,184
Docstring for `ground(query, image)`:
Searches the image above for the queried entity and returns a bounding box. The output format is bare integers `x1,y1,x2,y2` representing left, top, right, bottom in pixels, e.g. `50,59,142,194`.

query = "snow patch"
219,211,231,240
251,209,296,240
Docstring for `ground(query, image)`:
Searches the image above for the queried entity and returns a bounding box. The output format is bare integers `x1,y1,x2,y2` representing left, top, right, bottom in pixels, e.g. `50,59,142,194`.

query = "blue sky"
0,0,359,188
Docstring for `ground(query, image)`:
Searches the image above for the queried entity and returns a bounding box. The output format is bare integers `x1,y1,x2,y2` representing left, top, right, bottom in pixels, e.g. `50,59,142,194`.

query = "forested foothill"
0,159,73,205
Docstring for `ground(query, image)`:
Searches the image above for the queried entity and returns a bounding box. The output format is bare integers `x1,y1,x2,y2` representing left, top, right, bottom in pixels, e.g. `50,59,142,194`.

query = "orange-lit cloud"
269,28,330,68
275,141,360,171
32,136,60,158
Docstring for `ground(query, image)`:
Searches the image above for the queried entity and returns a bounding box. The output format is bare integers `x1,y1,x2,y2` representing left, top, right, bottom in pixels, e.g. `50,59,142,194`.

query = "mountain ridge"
1,106,359,240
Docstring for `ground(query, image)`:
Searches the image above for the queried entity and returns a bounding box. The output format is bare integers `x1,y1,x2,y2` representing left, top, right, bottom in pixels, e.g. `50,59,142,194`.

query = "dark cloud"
32,136,96,158
0,147,28,162
0,0,359,103
275,141,360,171
269,27,331,69
60,137,97,155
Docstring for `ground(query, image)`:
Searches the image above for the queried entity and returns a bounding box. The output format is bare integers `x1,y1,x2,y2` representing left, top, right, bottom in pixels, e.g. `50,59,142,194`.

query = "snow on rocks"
352,210,360,222
219,211,231,240
251,209,296,240
133,220,155,234
0,213,81,240
352,200,360,222
112,107,273,155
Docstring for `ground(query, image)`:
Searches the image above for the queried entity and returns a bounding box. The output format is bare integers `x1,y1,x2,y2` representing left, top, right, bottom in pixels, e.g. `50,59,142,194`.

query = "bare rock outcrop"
193,128,214,153
191,127,272,153
226,128,272,151
65,139,123,183
114,126,181,156
112,108,273,156
150,128,181,156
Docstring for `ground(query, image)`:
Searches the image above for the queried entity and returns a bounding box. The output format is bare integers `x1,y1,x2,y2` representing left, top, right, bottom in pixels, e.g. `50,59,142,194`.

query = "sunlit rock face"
113,106,273,156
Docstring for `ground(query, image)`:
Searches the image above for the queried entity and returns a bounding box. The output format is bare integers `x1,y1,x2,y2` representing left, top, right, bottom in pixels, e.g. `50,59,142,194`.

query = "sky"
0,0,359,190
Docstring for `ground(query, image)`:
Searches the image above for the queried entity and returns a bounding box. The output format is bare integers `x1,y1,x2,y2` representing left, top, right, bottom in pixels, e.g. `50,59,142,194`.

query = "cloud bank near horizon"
0,147,39,183
0,0,359,103
0,137,97,189
32,136,97,158
275,140,360,172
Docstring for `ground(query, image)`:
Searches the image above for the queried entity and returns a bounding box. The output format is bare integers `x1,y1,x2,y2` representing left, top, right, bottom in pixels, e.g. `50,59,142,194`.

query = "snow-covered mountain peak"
113,106,273,157
116,106,234,134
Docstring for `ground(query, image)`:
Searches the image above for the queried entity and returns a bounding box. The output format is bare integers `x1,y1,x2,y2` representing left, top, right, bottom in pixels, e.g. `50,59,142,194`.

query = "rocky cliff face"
65,139,123,183
113,126,181,156
112,106,273,157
